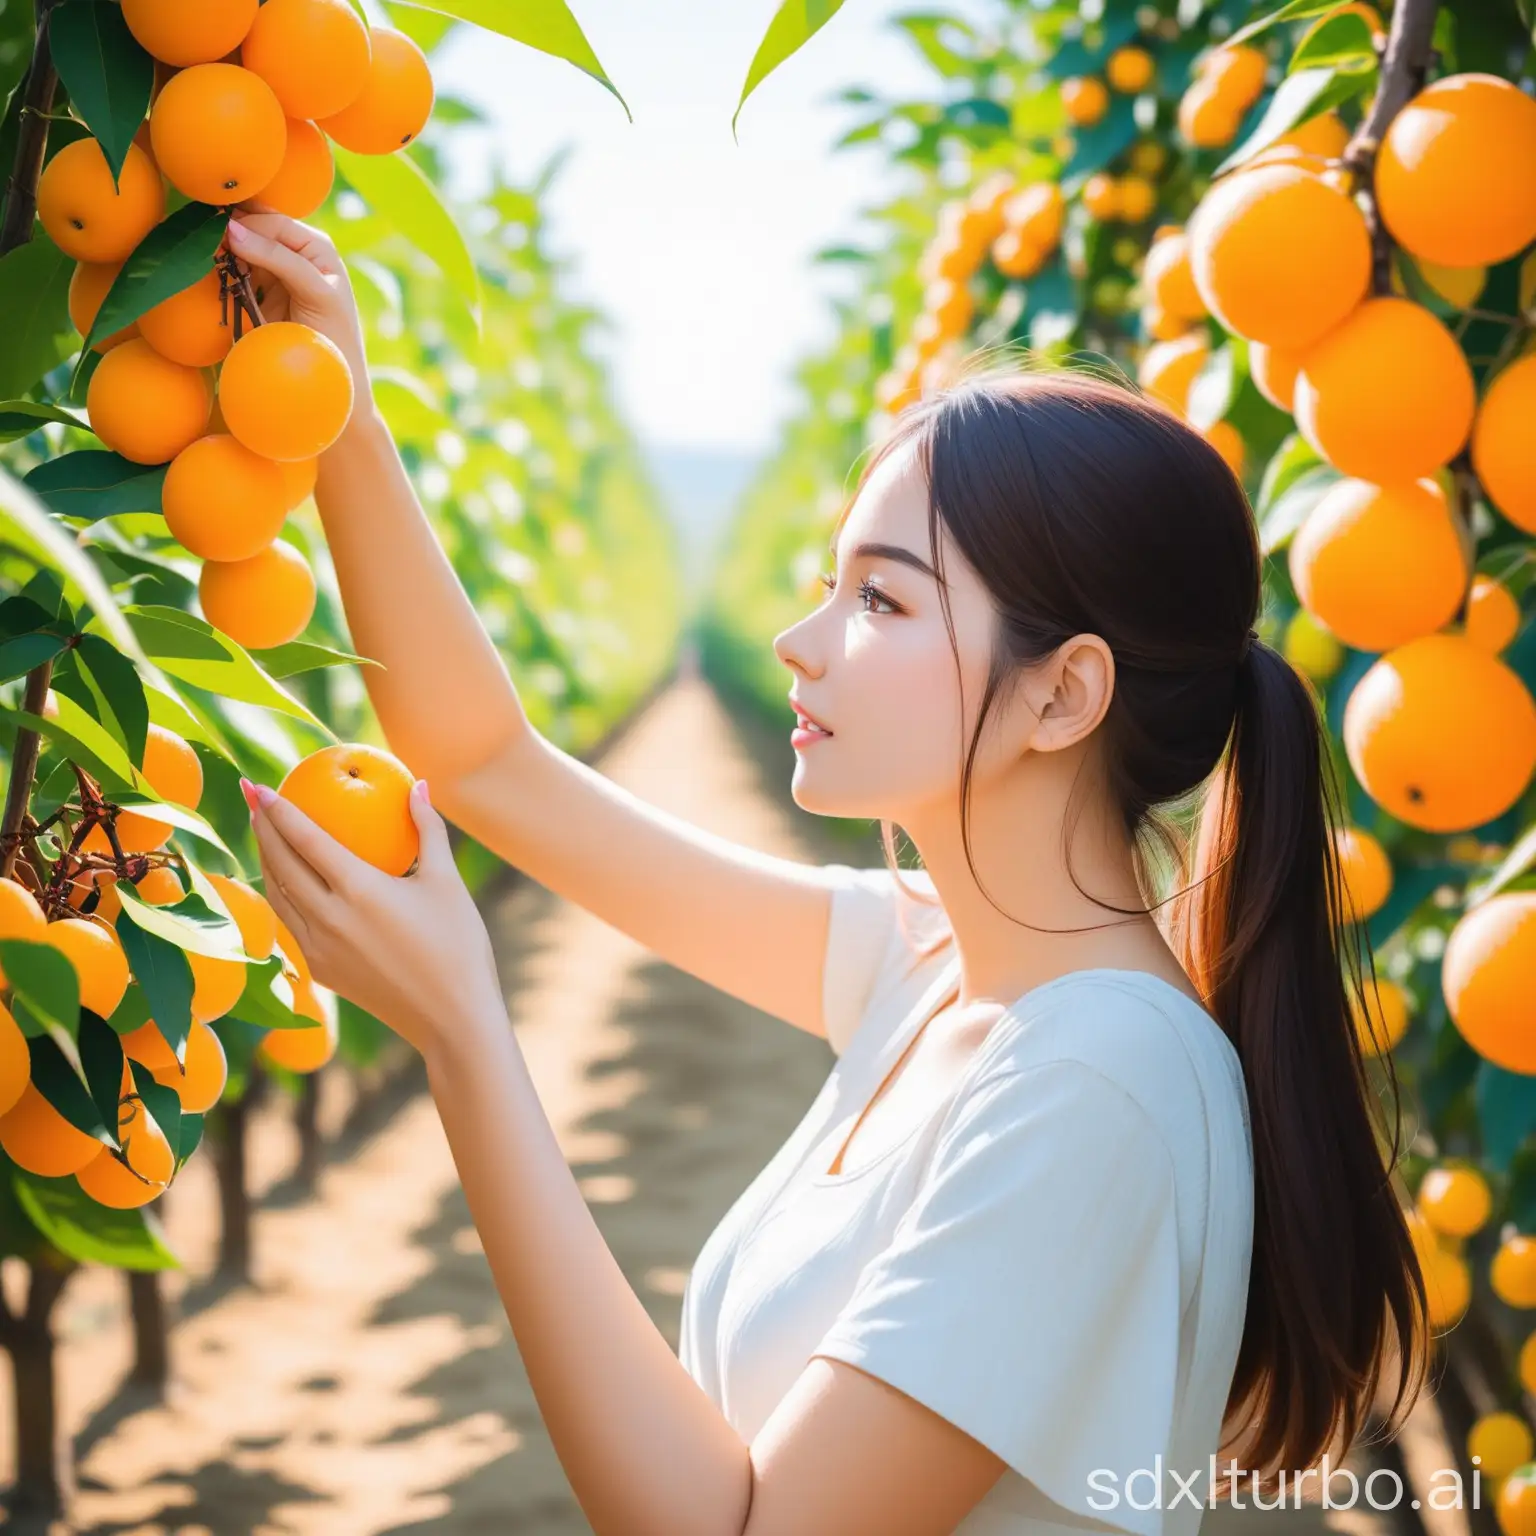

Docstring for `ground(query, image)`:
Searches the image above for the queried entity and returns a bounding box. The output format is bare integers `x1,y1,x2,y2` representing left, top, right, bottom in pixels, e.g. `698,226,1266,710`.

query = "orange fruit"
1082,173,1119,221
1352,975,1409,1057
1294,298,1475,483
1472,355,1536,534
122,0,259,66
117,1091,176,1184
69,261,139,352
150,62,288,206
258,977,338,1072
0,1002,28,1119
1524,1332,1536,1397
875,363,922,415
1061,76,1108,127
0,1080,102,1176
133,866,184,905
208,874,278,961
163,434,288,561
278,457,319,512
1138,331,1208,415
189,950,248,1023
1500,1465,1536,1536
991,229,1045,280
76,1143,165,1207
274,914,313,986
1443,893,1536,1074
123,1017,229,1112
1247,342,1299,412
1200,420,1245,477
1142,305,1190,342
1188,164,1371,350
1106,47,1153,94
1278,111,1350,158
86,337,211,466
1418,1165,1492,1239
0,876,48,990
83,723,203,856
138,267,236,367
242,0,372,120
1334,826,1392,922
1000,182,1063,253
1375,73,1536,269
1116,174,1156,223
1494,1233,1536,1308
317,27,434,154
919,228,980,287
959,174,1017,251
1289,478,1465,652
1142,231,1206,322
219,320,354,461
44,917,131,1017
921,278,973,340
1344,634,1536,833
1466,576,1521,655
1178,78,1242,148
257,118,335,218
37,139,164,264
1129,141,1166,177
278,742,419,875
1201,45,1267,108
1425,1246,1471,1329
199,539,317,649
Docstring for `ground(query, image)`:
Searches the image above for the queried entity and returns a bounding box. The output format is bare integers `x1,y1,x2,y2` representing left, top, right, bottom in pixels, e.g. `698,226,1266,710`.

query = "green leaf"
1216,67,1370,175
1227,0,1353,49
0,236,74,398
0,691,142,793
116,605,333,735
25,1031,105,1135
128,1059,182,1164
78,1007,127,1136
333,146,480,336
227,953,304,1031
1289,11,1378,74
733,0,845,137
48,0,154,184
1187,344,1240,432
23,449,167,520
1259,464,1341,553
174,1109,204,1169
0,939,81,1042
388,0,627,117
1471,821,1536,905
0,400,89,443
0,631,67,683
113,908,195,1055
74,632,149,767
72,201,227,389
1479,1062,1536,1171
115,881,245,962
13,1169,178,1270
1062,95,1140,180
251,638,376,678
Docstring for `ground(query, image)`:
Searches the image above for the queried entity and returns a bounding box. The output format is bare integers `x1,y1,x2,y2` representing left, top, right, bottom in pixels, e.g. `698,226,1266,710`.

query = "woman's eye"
857,578,897,615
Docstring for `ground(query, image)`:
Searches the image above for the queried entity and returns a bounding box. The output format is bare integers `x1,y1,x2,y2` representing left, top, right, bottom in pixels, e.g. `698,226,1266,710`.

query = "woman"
227,206,1429,1534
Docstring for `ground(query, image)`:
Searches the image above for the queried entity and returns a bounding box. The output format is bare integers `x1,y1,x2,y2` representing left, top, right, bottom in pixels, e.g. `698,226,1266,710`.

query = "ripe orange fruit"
1247,342,1299,412
1200,420,1245,478
258,977,338,1072
1465,576,1521,655
45,917,131,1017
1352,975,1409,1057
959,174,1016,251
163,434,288,561
199,539,317,649
138,267,235,367
1375,73,1536,269
1178,78,1242,149
1060,76,1109,127
150,62,287,206
1082,174,1119,221
189,950,248,1023
1001,182,1064,253
38,139,163,264
1278,110,1350,158
1142,230,1206,322
278,742,419,875
1289,478,1465,652
317,27,434,154
69,261,139,352
1188,164,1371,350
1498,1465,1536,1536
0,876,48,990
86,338,211,466
1106,47,1153,94
117,1090,176,1183
1334,826,1392,922
257,118,335,218
1138,331,1208,415
1142,305,1190,342
1202,45,1267,109
1443,893,1536,1074
133,866,184,905
991,229,1045,280
1294,298,1475,483
1472,355,1536,534
242,0,372,120
76,1143,165,1208
0,1002,28,1119
219,320,354,461
208,873,278,961
122,0,259,67
1424,1246,1471,1329
278,457,319,512
0,1080,102,1176
921,278,973,340
1494,1232,1536,1308
1344,634,1536,832
1418,1165,1492,1239
83,723,204,856
1116,175,1156,223
123,1017,229,1112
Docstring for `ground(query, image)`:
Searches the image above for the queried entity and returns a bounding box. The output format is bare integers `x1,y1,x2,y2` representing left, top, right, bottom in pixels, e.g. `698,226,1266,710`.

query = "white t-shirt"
678,862,1255,1536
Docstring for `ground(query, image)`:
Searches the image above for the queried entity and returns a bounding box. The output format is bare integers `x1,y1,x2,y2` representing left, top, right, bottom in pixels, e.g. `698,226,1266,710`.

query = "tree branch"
0,0,65,258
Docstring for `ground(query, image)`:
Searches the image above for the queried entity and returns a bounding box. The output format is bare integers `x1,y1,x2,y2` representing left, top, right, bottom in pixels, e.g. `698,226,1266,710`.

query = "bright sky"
430,1,973,455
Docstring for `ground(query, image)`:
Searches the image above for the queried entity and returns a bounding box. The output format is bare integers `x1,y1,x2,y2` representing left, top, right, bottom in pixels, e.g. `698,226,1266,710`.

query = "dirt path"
2,657,1445,1534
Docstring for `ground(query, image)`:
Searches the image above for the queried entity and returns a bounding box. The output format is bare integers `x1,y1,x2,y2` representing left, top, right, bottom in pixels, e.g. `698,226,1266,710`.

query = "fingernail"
414,779,430,807
238,776,259,813
254,784,277,807
227,219,248,242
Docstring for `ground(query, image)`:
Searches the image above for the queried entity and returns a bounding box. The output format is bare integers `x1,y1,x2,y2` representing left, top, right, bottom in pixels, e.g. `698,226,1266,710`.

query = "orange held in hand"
218,320,355,462
149,62,288,206
278,742,420,876
163,434,289,562
317,26,434,155
86,337,212,466
199,538,317,649
37,139,164,264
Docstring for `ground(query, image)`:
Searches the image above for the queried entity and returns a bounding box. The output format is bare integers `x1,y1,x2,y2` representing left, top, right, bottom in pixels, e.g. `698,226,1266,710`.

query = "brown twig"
0,0,64,257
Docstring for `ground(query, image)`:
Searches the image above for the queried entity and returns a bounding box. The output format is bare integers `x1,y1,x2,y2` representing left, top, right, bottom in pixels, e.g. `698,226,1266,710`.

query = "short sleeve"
810,1059,1184,1536
819,863,905,1058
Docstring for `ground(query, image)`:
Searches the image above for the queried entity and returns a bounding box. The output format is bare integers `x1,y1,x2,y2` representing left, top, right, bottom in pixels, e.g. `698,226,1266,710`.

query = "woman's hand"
224,201,373,405
241,775,504,1057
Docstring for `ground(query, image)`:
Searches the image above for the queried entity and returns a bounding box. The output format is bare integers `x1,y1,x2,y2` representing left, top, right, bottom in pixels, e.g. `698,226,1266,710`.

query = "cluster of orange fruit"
0,720,421,1206
37,0,436,654
1175,40,1272,148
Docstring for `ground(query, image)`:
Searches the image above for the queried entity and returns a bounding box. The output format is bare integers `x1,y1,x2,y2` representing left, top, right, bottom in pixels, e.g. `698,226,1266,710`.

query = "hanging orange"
37,139,164,264
241,0,372,121
149,62,287,206
86,336,211,466
218,320,354,461
163,434,288,562
122,0,259,67
199,540,317,649
318,27,434,155
138,267,236,367
257,119,335,218
69,261,139,352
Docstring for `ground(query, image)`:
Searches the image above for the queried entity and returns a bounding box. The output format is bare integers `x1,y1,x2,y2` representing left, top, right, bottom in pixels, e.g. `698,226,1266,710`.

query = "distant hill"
639,442,761,607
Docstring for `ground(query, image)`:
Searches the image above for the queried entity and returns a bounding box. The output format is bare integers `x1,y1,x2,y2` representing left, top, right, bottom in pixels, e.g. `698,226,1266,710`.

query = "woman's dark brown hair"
830,354,1430,1488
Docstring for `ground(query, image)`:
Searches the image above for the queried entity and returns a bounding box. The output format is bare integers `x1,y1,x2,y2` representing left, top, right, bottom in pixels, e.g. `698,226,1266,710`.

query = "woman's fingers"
225,218,336,307
254,789,377,903
228,209,342,270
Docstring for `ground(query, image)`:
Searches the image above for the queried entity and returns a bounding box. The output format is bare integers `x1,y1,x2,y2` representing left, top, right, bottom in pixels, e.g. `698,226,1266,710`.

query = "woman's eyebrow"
827,539,945,585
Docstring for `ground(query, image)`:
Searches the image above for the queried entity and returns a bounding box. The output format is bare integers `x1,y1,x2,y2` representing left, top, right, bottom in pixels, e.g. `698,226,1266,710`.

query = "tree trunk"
212,1084,258,1280
2,1260,76,1525
127,1268,168,1392
295,1069,322,1190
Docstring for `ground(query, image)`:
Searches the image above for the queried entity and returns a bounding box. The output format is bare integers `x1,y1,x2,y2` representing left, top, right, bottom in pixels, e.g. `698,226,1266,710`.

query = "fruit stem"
218,248,266,335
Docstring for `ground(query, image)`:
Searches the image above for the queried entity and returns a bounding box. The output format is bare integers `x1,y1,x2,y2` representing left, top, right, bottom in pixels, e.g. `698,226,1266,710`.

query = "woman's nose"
774,614,821,677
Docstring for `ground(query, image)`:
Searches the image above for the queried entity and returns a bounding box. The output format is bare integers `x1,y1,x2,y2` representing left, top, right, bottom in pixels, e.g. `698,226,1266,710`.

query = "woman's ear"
1030,635,1115,753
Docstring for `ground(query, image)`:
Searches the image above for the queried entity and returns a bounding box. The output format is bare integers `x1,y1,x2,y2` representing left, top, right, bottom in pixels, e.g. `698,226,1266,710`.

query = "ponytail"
1185,637,1431,1484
